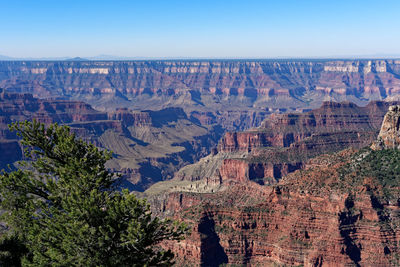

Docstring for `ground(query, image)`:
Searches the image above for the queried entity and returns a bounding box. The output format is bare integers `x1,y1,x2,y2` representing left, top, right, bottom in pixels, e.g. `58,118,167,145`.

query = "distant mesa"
2,59,400,112
66,57,89,61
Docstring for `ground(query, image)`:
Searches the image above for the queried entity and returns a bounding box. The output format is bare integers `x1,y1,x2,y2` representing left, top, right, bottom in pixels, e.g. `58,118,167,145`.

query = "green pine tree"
0,120,188,266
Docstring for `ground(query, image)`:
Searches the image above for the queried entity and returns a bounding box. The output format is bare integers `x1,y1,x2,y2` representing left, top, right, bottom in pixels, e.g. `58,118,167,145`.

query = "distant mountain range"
1,54,400,61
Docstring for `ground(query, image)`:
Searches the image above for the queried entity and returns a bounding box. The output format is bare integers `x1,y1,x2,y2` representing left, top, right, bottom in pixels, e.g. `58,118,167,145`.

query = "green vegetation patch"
338,147,400,201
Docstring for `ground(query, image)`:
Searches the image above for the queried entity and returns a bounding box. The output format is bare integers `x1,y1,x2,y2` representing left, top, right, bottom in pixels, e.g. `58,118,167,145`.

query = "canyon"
146,105,400,267
170,100,398,187
1,60,400,117
0,89,224,190
3,59,400,265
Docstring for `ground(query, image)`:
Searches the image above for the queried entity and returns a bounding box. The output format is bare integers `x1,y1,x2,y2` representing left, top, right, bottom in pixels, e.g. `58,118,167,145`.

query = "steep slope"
145,105,400,266
0,90,223,190
103,108,223,190
173,101,398,186
372,105,400,150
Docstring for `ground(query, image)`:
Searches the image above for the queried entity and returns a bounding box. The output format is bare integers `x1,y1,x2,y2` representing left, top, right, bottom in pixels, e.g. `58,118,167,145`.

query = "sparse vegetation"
338,147,400,201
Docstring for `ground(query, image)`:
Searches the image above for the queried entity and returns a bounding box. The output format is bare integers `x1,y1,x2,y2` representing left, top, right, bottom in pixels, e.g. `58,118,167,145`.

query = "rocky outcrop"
372,105,400,150
215,158,303,185
189,110,269,131
108,108,151,127
218,159,249,183
148,147,400,266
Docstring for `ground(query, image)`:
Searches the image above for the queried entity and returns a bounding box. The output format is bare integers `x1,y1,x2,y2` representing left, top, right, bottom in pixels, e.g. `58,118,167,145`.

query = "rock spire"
371,105,400,150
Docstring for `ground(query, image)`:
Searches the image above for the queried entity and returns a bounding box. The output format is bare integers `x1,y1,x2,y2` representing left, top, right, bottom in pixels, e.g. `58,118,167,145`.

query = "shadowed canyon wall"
0,90,224,190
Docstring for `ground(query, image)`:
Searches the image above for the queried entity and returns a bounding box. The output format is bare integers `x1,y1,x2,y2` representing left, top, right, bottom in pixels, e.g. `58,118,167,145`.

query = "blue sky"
0,0,399,58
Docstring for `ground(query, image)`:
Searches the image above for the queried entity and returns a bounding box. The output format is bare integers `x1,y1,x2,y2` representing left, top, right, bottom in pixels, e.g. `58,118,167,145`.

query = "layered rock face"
1,60,400,127
175,101,396,186
0,89,107,129
0,88,108,146
219,101,390,152
4,59,400,136
372,105,400,150
0,90,223,190
146,106,400,266
0,90,109,168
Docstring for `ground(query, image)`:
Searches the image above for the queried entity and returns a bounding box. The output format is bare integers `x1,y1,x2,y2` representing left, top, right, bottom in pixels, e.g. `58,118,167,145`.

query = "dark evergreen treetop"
0,120,188,266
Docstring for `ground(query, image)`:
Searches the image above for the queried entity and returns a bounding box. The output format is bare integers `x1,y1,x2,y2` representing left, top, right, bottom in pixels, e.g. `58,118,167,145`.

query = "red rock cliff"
147,105,400,266
151,148,400,266
218,101,395,153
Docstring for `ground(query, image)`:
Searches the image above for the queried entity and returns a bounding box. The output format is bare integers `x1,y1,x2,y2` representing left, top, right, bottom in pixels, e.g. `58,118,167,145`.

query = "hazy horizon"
2,54,400,61
1,0,400,59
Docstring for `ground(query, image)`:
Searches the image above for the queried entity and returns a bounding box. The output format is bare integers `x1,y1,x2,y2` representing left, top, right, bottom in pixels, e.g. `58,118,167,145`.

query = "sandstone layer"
1,60,400,127
174,101,397,186
146,106,400,266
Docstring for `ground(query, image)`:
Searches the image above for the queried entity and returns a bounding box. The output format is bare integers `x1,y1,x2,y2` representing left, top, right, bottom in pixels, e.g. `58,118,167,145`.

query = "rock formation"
146,105,400,266
1,60,400,129
175,101,397,186
0,90,223,190
372,105,400,150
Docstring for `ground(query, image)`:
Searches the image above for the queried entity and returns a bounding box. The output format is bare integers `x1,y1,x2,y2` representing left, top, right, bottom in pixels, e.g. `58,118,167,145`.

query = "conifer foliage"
0,120,187,266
